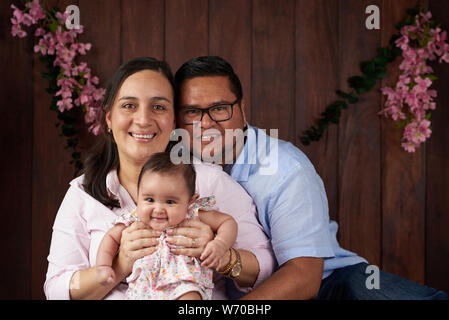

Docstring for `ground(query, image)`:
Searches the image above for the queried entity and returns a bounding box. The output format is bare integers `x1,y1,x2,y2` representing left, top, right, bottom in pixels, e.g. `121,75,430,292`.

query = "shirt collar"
227,123,257,182
106,168,121,198
106,168,138,213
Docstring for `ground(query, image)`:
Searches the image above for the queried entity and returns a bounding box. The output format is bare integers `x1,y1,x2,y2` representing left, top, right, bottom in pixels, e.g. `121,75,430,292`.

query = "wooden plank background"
1,0,448,299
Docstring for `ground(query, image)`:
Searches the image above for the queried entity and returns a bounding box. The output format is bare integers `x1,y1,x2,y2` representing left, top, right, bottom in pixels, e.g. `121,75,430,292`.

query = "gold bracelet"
218,248,235,275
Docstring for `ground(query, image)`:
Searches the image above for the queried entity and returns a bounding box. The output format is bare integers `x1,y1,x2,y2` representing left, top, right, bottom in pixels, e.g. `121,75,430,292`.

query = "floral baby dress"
114,196,216,300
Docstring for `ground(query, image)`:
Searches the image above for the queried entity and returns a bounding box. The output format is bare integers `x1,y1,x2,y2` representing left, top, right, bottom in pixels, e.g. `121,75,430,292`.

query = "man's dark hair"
174,56,243,103
138,152,196,197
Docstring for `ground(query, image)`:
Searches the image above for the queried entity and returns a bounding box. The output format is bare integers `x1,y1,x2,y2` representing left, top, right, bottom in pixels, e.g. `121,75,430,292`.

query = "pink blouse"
44,162,276,300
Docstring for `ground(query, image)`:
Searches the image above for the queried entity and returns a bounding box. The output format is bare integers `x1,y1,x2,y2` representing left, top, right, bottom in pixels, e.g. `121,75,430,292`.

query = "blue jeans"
316,262,448,300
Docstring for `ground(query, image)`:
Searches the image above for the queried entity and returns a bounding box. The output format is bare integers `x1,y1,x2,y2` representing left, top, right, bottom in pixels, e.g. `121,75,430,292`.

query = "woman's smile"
129,131,157,142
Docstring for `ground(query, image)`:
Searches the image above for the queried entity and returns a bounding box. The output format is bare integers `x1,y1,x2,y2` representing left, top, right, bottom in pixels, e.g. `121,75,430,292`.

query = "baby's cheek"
168,209,188,226
137,210,151,224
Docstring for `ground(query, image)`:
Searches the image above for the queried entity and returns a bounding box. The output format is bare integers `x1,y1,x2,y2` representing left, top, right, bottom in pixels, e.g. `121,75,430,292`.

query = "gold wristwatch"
218,248,242,279
229,248,242,278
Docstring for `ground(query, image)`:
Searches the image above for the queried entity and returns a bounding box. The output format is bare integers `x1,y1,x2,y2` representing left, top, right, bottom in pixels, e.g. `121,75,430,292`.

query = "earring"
107,127,112,134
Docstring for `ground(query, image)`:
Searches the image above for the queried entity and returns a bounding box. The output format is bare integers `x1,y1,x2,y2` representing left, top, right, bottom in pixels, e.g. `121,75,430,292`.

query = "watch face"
231,264,242,277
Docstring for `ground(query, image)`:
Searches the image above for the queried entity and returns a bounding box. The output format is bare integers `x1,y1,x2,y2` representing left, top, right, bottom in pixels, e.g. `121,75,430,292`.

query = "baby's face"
137,171,194,231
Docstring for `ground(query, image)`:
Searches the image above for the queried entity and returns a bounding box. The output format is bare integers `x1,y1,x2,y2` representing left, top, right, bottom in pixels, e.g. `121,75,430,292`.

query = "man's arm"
241,257,324,300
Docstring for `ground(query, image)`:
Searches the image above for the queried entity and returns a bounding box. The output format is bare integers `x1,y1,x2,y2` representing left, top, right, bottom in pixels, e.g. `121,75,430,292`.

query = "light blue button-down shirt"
225,125,367,279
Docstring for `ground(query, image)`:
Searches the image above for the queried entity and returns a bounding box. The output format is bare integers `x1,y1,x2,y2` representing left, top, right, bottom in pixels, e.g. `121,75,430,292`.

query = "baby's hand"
200,238,229,270
96,265,116,286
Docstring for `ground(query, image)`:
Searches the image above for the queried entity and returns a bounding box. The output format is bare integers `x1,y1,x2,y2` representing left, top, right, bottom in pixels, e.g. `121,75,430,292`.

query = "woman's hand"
165,218,214,258
114,221,161,279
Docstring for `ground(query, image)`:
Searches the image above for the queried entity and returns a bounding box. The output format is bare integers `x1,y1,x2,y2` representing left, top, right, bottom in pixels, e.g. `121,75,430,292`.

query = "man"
174,56,447,300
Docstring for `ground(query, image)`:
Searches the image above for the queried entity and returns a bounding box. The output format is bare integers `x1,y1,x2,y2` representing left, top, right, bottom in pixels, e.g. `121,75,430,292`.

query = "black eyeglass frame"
179,98,241,125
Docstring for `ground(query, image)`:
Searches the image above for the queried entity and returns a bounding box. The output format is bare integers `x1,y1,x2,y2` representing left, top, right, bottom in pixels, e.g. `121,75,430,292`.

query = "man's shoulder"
250,125,316,175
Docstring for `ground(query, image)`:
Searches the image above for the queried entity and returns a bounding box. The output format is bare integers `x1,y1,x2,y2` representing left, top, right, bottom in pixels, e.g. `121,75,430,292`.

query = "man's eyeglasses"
179,99,240,125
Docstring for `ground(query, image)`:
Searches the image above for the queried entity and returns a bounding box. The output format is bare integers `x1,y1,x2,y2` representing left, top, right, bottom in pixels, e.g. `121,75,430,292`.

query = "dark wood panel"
30,0,84,300
165,0,208,72
209,0,252,122
295,0,339,221
121,0,165,62
0,0,33,299
76,0,121,154
252,0,295,141
78,0,121,84
426,0,449,294
337,0,382,267
381,0,426,284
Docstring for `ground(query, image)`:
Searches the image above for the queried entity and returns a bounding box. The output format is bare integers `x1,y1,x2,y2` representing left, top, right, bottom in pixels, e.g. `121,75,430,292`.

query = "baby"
96,152,238,300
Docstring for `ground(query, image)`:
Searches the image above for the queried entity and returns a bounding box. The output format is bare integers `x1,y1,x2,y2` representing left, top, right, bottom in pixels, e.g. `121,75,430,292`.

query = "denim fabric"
316,262,448,300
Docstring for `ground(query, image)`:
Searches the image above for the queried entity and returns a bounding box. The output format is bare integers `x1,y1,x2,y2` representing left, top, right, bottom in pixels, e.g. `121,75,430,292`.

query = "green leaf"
347,93,359,104
361,61,376,76
396,120,408,129
301,136,311,146
348,75,376,94
373,55,387,67
41,72,53,80
374,70,386,79
423,74,438,81
47,22,58,33
406,6,420,17
336,90,349,99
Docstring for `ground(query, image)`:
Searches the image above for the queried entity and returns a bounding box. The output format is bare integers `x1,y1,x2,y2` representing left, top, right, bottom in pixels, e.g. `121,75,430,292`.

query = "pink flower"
79,94,90,105
34,38,47,55
26,0,45,21
401,141,417,153
417,119,432,140
55,11,70,25
414,76,432,93
11,24,27,38
93,88,105,101
440,51,449,63
73,43,92,55
21,13,35,26
396,35,409,51
11,5,24,23
57,97,73,112
34,27,45,37
403,120,431,145
56,86,72,99
420,11,432,23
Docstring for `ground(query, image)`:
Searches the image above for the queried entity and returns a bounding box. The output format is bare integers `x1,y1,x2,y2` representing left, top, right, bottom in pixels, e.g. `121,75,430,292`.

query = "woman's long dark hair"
82,57,176,208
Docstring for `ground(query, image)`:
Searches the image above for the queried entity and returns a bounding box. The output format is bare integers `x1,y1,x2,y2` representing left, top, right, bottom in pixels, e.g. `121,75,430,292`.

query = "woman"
44,57,275,300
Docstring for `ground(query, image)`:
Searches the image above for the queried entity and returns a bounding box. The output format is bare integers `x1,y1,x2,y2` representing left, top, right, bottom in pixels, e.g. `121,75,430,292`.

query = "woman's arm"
216,247,261,288
198,210,237,269
45,180,161,300
70,221,160,300
69,253,128,300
